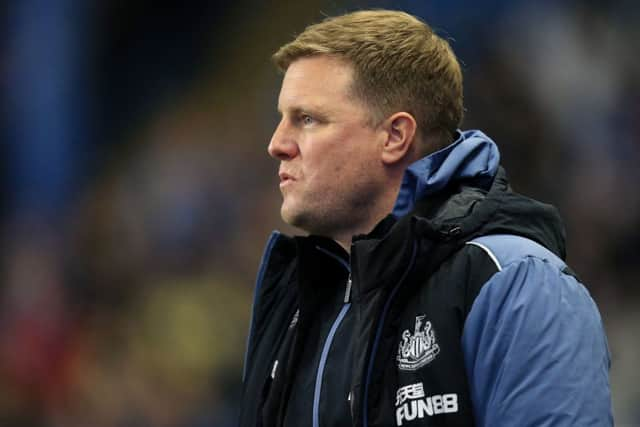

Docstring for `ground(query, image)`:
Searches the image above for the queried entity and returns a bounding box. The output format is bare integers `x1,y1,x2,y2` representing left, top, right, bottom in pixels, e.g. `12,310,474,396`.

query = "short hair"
273,10,464,154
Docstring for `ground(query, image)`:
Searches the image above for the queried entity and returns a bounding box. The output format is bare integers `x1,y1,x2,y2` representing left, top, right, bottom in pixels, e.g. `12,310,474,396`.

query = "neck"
331,182,403,253
318,161,411,253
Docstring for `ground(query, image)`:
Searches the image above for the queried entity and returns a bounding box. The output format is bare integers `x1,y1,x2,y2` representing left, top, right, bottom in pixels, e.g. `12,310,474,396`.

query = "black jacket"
239,130,612,427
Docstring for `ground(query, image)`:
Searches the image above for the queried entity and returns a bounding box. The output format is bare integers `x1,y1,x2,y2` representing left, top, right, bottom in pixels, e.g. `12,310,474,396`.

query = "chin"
281,205,315,232
280,204,302,226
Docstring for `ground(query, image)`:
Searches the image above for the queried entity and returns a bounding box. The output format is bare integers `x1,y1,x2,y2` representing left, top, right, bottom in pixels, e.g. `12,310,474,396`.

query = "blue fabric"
392,129,500,217
461,236,612,426
313,303,351,427
470,234,566,270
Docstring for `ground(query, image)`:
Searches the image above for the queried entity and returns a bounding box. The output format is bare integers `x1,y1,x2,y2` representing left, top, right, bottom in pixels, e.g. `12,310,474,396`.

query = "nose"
268,119,299,160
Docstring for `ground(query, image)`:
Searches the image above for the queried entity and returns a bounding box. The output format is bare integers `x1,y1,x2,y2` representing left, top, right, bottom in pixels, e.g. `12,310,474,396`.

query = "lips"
279,171,296,184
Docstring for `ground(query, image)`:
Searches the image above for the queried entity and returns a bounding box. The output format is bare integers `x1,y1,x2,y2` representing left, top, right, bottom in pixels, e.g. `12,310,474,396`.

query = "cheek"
332,160,346,175
304,127,379,180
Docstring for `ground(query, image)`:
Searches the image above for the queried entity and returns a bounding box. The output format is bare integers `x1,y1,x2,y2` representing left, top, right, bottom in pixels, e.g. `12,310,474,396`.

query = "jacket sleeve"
461,256,612,426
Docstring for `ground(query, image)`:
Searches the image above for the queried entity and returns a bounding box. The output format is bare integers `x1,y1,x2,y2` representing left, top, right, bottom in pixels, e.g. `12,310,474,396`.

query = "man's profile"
239,10,612,427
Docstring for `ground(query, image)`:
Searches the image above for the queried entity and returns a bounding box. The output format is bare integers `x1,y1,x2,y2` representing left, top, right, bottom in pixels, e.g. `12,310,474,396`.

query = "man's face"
268,55,387,238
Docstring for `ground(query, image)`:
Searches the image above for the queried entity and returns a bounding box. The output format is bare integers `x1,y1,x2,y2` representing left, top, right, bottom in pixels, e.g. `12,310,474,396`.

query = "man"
239,10,612,427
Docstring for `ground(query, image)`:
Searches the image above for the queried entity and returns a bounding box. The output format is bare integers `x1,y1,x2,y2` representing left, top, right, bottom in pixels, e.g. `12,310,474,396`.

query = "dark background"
2,0,639,425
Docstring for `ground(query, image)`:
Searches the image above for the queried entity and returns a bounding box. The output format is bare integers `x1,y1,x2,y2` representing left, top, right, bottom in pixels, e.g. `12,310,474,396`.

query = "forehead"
278,56,358,112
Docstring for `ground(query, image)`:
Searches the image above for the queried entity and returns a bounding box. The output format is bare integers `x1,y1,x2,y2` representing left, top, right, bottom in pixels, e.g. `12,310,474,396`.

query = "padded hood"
393,130,500,217
392,129,567,259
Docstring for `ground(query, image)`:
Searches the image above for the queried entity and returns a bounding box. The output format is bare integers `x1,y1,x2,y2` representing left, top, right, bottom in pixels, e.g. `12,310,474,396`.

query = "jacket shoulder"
460,235,612,426
465,233,566,272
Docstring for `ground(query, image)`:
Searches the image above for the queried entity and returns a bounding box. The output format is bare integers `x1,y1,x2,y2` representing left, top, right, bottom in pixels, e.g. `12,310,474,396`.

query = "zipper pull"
344,274,352,303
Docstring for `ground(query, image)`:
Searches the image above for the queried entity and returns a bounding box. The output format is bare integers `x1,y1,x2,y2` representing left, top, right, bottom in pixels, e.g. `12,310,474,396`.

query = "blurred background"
1,0,639,425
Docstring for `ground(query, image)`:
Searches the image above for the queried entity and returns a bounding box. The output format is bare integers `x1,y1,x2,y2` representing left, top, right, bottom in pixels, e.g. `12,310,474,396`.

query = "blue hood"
393,130,500,217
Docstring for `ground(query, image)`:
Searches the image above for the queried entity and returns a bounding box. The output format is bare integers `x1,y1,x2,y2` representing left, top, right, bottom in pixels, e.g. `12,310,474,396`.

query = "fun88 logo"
395,383,458,426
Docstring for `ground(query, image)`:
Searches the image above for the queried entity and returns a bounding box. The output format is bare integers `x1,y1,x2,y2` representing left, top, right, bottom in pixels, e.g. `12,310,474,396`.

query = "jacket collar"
393,129,500,217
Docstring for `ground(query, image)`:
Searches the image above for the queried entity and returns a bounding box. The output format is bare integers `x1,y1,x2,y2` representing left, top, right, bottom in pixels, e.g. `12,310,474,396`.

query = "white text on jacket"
395,382,458,426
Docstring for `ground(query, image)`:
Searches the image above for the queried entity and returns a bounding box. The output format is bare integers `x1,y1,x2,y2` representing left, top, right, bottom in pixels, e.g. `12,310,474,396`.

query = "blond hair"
273,10,464,154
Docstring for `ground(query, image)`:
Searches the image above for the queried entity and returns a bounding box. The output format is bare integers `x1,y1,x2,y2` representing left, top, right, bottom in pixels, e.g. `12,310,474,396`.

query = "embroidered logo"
397,315,440,370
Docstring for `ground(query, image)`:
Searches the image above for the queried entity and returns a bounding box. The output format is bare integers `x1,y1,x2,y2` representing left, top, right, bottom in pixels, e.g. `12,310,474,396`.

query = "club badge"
397,315,440,370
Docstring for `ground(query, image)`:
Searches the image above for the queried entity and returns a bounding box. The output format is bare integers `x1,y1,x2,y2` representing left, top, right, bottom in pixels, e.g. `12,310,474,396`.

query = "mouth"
279,172,295,187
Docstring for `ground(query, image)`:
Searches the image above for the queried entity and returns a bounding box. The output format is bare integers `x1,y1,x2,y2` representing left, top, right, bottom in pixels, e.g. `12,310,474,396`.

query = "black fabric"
239,165,567,427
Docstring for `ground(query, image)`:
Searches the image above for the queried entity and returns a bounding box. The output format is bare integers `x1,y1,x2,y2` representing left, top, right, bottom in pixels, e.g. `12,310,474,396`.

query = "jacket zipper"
344,274,353,303
312,271,352,427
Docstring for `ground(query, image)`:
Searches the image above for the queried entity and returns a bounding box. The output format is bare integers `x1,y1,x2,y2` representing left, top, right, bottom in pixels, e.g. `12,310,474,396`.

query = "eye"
301,114,315,126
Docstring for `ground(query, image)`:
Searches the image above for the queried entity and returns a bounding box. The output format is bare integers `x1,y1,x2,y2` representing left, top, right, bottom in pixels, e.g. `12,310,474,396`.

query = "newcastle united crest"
397,315,439,370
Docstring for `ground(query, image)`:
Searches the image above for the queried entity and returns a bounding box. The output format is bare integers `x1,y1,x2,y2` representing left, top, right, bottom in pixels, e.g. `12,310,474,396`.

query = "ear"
380,112,417,165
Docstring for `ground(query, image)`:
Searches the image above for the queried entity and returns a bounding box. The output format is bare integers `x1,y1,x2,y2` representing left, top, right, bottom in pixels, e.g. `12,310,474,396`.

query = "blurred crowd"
2,0,639,426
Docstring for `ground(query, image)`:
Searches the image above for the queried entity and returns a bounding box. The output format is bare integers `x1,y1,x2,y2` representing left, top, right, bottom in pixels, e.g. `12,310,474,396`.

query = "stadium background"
2,0,639,425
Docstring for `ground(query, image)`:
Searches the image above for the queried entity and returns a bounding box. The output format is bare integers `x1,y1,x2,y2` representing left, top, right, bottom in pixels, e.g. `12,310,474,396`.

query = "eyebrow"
277,104,332,119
